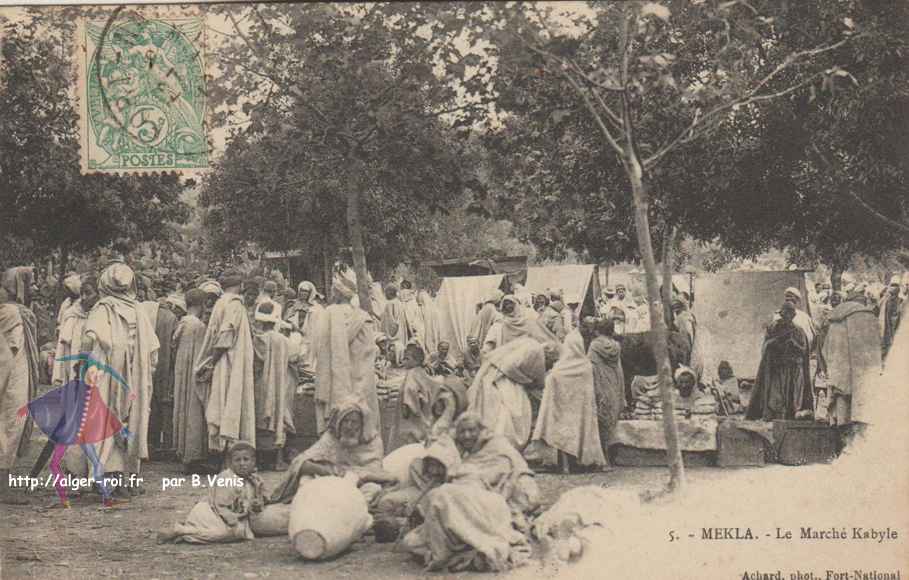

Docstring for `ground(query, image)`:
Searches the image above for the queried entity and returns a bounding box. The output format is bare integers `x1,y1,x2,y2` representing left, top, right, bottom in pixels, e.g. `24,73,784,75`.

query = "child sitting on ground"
388,344,438,451
712,360,743,414
374,334,391,381
428,341,457,377
157,441,266,544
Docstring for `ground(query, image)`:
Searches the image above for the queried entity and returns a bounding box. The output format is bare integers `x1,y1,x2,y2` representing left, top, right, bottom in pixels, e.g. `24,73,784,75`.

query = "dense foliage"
0,14,190,272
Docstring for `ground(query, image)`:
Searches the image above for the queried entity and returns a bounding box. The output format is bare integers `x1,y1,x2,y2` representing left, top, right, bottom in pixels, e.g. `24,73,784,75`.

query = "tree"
0,13,189,280
764,0,908,289
481,0,858,494
209,3,493,313
485,116,642,265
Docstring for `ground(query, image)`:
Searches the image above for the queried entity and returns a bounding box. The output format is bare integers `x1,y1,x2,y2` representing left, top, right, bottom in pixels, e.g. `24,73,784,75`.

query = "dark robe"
880,294,903,359
142,303,178,449
172,314,208,464
252,329,293,451
746,320,813,421
589,335,625,446
17,305,39,457
1,303,39,461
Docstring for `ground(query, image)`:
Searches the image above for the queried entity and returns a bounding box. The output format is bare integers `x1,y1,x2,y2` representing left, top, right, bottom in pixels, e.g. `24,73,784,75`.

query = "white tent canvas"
435,274,506,362
691,270,809,381
524,264,598,313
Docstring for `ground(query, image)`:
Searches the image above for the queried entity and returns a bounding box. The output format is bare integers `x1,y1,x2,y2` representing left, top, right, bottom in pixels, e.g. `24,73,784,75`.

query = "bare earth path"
2,439,757,580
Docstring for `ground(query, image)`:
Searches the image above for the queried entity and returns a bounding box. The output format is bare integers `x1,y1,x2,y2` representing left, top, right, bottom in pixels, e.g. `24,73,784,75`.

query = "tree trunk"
321,243,332,299
55,246,70,334
345,188,373,316
661,229,677,330
627,156,686,493
830,262,844,292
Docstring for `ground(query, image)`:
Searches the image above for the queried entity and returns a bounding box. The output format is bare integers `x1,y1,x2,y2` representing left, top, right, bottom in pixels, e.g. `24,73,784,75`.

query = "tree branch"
809,143,909,239
518,39,626,143
562,70,626,158
567,60,624,130
226,11,336,134
644,70,826,169
644,36,857,170
516,35,624,131
749,37,854,97
619,7,638,159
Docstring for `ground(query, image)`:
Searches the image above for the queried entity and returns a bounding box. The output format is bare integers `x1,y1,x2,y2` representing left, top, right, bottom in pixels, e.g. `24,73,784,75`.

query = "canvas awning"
692,270,809,381
524,264,599,315
435,274,507,361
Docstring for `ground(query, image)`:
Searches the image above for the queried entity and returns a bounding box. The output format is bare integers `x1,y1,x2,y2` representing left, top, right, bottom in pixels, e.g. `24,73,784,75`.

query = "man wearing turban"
0,267,40,504
311,273,382,434
284,280,324,375
56,272,82,330
82,262,160,493
194,272,257,453
380,284,409,366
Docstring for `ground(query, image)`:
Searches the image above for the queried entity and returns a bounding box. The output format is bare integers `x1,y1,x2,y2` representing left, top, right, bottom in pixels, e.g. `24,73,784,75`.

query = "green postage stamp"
78,11,208,173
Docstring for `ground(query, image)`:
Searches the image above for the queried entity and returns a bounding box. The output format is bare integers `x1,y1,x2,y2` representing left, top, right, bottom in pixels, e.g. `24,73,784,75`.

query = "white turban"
198,279,223,297
63,272,82,295
332,274,357,300
783,287,802,301
674,365,697,383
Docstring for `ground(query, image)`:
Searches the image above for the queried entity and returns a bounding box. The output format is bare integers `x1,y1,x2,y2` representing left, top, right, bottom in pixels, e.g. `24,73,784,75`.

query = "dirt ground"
1,440,763,580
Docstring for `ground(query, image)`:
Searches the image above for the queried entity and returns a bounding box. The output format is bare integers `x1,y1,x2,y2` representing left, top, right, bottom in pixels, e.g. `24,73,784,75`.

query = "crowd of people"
0,256,906,572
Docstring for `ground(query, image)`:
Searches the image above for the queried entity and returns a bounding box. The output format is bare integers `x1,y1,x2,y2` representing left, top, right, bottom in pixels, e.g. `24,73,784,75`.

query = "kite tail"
17,405,29,420
119,427,133,441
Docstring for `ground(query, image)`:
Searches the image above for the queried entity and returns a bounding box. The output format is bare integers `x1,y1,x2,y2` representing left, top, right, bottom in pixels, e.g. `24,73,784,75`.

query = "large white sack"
288,476,372,560
382,443,427,488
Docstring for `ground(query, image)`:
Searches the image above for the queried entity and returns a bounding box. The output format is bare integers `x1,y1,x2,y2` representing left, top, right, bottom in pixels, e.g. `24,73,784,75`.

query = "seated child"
388,344,438,450
428,341,457,377
712,360,743,414
157,441,266,544
374,334,391,381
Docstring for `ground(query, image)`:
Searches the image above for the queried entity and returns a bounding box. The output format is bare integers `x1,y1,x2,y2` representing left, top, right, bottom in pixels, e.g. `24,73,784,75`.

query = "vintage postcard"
0,2,906,580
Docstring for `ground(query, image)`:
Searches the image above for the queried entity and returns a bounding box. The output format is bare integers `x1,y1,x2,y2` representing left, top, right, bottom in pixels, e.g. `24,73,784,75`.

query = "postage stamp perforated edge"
76,5,212,176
